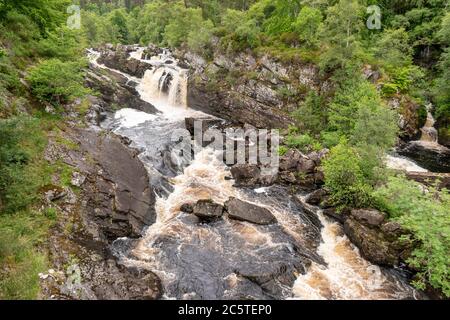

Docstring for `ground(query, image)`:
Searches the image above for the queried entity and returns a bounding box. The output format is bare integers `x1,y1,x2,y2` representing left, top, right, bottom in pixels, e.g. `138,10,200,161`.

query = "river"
88,47,421,300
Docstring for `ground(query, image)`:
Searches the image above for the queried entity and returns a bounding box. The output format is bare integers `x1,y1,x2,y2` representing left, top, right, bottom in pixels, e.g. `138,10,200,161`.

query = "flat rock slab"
225,198,277,225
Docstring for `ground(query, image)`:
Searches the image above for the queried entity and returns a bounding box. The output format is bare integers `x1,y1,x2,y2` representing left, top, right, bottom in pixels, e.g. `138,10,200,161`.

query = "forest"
0,0,449,300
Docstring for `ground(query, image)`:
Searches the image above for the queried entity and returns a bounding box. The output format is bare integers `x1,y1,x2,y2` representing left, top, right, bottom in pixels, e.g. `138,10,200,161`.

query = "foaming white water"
386,154,428,172
88,46,420,300
114,108,158,128
292,198,418,300
138,67,189,116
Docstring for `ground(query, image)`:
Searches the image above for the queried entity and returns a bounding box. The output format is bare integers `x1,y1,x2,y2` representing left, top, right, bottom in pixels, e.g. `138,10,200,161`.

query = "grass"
0,114,70,299
0,209,56,299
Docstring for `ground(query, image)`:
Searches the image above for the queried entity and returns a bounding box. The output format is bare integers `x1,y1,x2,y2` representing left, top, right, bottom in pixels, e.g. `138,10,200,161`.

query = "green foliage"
38,27,87,61
322,140,374,210
27,58,88,106
292,91,327,136
373,176,450,296
375,28,413,71
0,0,70,34
0,210,53,299
285,133,320,153
319,0,365,72
291,6,322,48
0,117,48,214
381,65,425,96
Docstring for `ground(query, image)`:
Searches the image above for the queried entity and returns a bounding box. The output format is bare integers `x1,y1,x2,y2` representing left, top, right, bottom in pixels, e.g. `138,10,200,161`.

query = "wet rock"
185,117,224,137
398,141,450,172
64,129,156,240
85,67,158,115
230,164,261,187
180,203,194,214
225,198,277,225
192,199,224,221
97,47,153,78
323,208,347,224
343,209,414,267
344,218,399,266
350,209,386,227
305,189,328,206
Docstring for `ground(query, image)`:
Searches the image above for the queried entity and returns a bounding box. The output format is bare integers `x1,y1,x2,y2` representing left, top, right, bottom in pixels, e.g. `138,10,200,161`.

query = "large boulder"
224,198,277,225
398,141,450,173
192,199,224,221
351,209,386,227
230,164,261,187
343,209,413,267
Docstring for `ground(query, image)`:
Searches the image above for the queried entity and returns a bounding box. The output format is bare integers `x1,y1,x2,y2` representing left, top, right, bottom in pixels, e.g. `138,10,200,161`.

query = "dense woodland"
0,0,449,299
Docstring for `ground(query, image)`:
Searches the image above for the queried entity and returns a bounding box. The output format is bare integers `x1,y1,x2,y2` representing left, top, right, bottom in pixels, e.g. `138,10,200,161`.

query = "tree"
0,0,71,34
27,59,88,106
375,28,413,70
291,6,322,48
322,140,374,210
319,0,365,72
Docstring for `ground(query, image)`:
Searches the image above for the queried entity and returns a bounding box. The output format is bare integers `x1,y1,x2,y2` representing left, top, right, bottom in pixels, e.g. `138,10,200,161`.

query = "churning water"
89,47,421,300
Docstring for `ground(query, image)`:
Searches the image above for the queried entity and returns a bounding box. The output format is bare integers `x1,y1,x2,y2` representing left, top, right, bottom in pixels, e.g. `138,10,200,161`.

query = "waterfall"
292,198,419,300
88,46,421,300
420,104,439,143
137,62,188,112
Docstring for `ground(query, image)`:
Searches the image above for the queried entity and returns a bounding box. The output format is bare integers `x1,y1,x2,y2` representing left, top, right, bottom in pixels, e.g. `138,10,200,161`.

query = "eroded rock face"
85,61,158,115
97,45,154,78
343,209,413,267
63,129,157,240
229,149,327,190
179,49,319,129
398,141,450,172
225,198,277,225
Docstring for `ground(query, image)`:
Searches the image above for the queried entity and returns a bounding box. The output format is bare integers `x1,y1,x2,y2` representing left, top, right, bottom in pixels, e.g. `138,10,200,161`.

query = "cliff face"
176,49,321,129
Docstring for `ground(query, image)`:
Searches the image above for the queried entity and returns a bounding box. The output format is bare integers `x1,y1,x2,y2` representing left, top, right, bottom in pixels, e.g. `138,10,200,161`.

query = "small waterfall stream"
89,47,421,300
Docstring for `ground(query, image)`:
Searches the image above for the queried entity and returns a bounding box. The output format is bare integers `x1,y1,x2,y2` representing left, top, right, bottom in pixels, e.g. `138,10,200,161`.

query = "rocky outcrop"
388,96,425,141
406,171,450,189
85,66,158,115
97,45,154,78
177,48,319,129
63,129,157,240
42,99,162,299
398,141,450,173
344,209,414,267
229,149,327,189
224,198,277,225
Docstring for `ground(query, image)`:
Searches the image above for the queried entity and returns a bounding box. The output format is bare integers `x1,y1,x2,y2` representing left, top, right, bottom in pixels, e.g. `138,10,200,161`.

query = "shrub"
373,176,450,296
27,58,88,106
322,141,374,210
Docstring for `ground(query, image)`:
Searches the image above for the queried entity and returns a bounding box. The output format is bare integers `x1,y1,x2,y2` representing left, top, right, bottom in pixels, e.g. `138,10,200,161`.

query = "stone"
350,209,386,227
180,203,194,214
305,189,328,206
192,199,224,221
230,164,261,187
225,198,277,225
71,172,86,187
344,218,399,266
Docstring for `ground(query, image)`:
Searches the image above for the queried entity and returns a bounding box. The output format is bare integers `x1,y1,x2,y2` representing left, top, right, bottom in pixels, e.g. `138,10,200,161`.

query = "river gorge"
53,45,443,300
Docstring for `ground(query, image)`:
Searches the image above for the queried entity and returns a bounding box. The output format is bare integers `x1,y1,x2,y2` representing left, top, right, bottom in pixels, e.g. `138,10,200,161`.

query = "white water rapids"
89,47,421,300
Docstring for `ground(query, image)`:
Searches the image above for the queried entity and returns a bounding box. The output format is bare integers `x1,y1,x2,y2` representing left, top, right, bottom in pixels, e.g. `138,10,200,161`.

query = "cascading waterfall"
420,104,439,144
89,47,421,300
